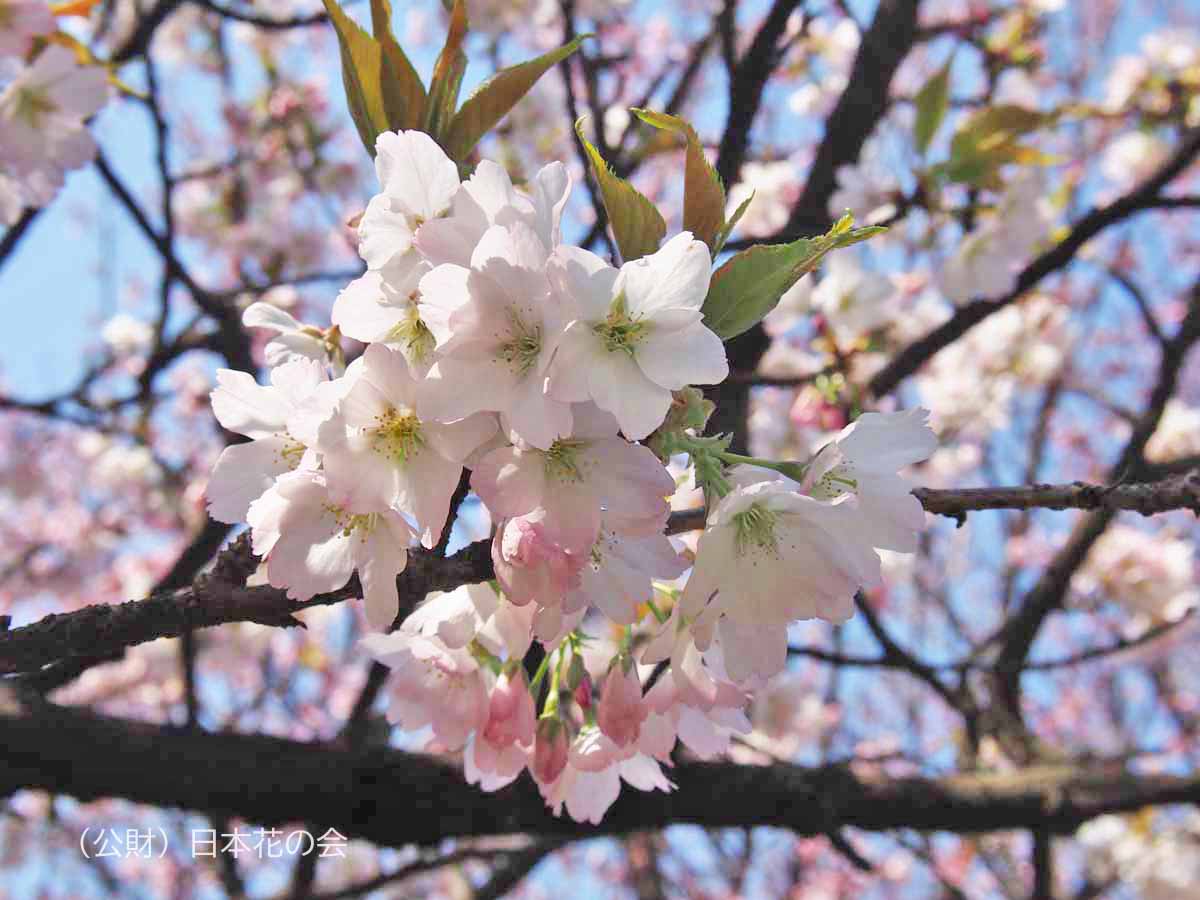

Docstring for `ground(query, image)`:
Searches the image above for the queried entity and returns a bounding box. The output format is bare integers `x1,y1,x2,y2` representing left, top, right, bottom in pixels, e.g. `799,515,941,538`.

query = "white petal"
635,320,728,390
619,232,711,317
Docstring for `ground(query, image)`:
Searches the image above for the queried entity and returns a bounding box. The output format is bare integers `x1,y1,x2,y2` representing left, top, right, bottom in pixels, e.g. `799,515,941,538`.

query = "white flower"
571,528,687,625
415,160,570,268
242,302,331,369
1100,131,1168,192
681,476,883,629
247,471,413,630
941,171,1053,304
1073,525,1198,628
207,358,327,523
802,408,938,552
331,255,436,376
723,160,796,238
0,1,55,59
101,313,154,357
537,729,674,824
547,232,728,439
403,582,536,661
1146,400,1200,462
828,140,899,225
417,223,573,449
810,253,895,344
471,405,674,555
0,46,107,212
313,343,497,547
356,129,460,271
360,630,489,749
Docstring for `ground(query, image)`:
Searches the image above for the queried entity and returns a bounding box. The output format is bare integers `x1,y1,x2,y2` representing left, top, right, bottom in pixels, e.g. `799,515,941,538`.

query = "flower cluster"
0,3,109,224
206,129,937,822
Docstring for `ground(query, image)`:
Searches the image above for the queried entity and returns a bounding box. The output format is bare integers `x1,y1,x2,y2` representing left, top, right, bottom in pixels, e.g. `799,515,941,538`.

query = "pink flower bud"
574,673,593,711
482,670,535,749
596,662,647,748
532,719,569,784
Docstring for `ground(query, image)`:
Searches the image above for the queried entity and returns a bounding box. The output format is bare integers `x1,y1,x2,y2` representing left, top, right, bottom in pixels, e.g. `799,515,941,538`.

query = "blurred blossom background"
1,0,1199,896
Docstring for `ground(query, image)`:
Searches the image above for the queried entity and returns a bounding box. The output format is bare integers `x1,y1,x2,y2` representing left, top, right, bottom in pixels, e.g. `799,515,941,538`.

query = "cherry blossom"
417,222,573,449
0,1,54,60
313,343,497,546
246,470,414,630
547,233,729,439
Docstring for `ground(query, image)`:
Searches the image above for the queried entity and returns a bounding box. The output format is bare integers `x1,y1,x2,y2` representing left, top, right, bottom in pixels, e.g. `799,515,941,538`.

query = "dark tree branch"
992,283,1200,693
783,0,922,236
3,703,1197,846
0,539,493,677
667,468,1200,534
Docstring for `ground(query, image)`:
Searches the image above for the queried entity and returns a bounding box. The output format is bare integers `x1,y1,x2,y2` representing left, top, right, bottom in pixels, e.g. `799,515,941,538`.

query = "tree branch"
3,703,1197,845
0,539,493,677
868,127,1200,398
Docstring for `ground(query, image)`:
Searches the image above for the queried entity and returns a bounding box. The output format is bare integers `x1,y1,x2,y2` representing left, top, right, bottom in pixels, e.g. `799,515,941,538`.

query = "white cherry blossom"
207,358,326,523
246,471,414,630
802,407,938,552
314,343,497,547
417,223,573,449
547,232,728,440
356,129,460,271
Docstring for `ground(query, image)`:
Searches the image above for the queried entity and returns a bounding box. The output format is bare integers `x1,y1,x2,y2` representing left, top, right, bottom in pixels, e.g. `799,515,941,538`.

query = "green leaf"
444,35,589,162
425,0,469,143
701,213,886,340
913,55,952,154
370,0,427,131
322,0,392,155
940,104,1057,188
575,118,666,262
630,108,725,251
712,190,753,256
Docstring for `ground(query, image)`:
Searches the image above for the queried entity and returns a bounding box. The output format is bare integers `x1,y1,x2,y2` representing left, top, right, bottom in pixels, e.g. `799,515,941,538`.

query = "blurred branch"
991,282,1200,695
0,208,40,273
782,0,922,236
869,127,1200,398
192,0,328,28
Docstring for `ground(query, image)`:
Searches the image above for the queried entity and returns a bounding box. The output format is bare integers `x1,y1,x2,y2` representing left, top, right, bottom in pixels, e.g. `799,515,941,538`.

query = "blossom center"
592,294,648,356
498,310,542,375
11,86,56,128
732,503,779,556
544,439,586,483
385,299,435,363
326,507,379,540
275,435,307,469
371,406,424,463
808,463,858,501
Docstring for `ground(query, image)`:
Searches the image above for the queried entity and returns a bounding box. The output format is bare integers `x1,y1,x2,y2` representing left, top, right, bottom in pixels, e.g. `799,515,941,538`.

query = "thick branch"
783,0,922,236
3,703,1197,844
0,540,493,677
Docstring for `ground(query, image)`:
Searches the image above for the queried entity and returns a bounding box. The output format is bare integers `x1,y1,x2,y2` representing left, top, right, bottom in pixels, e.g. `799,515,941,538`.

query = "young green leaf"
425,0,469,143
913,55,953,154
575,119,666,262
939,104,1057,188
630,108,725,251
701,214,886,340
712,190,753,256
322,0,392,155
444,35,589,162
369,0,427,131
